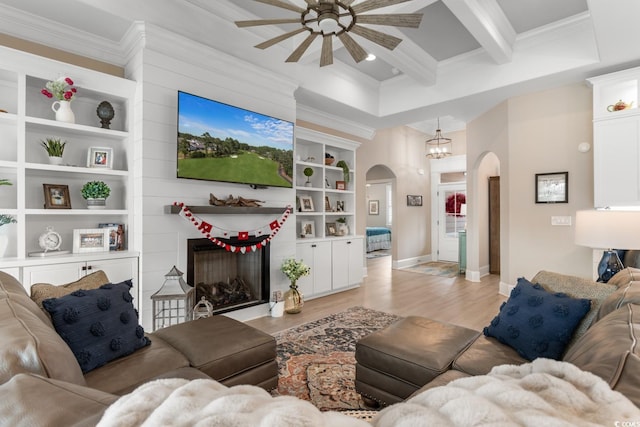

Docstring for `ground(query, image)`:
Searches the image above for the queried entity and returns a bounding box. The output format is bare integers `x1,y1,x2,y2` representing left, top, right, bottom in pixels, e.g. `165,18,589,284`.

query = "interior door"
437,184,467,262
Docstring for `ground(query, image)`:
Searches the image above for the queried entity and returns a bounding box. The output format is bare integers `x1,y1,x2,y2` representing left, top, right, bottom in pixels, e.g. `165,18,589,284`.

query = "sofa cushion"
84,335,190,395
0,271,53,327
483,278,591,361
30,270,110,308
452,334,527,375
563,303,640,408
0,373,116,426
531,270,616,342
42,280,150,374
0,298,85,386
597,268,640,321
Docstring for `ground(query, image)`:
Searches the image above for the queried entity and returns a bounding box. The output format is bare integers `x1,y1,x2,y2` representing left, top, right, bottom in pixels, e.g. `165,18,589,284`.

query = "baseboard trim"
393,254,432,270
499,281,514,296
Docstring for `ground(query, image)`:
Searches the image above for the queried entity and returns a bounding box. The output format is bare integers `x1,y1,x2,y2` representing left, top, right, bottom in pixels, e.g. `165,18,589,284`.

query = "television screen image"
177,91,294,188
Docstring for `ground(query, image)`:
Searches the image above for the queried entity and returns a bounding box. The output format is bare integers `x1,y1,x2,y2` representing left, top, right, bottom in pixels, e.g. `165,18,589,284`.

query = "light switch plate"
551,216,572,226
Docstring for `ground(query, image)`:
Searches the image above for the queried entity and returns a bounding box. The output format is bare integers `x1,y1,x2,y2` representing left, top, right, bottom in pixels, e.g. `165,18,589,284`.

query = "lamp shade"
575,210,640,249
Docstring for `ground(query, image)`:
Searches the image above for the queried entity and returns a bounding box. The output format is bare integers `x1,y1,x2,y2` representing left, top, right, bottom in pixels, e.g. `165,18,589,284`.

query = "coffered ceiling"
0,0,639,137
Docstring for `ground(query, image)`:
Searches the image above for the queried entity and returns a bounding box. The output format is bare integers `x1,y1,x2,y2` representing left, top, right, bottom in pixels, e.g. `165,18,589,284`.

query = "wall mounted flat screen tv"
177,91,294,188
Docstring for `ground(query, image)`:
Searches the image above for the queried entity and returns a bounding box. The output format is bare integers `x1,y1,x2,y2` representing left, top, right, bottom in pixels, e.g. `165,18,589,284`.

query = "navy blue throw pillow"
483,277,591,361
43,280,150,373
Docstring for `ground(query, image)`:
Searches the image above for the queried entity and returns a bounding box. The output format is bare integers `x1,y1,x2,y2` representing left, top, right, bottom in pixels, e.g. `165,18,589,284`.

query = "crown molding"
296,104,376,140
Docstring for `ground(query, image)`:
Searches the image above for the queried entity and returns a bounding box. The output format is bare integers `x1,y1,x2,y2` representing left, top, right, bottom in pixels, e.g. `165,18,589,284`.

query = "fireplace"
187,237,270,315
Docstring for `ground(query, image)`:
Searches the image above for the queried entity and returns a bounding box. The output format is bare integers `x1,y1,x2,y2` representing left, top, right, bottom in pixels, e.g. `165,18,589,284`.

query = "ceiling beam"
442,0,515,64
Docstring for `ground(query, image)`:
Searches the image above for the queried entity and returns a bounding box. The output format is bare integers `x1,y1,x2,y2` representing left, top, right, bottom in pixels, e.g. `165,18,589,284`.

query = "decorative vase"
284,283,304,314
0,234,8,258
51,100,75,124
86,198,106,209
337,222,349,236
48,156,63,165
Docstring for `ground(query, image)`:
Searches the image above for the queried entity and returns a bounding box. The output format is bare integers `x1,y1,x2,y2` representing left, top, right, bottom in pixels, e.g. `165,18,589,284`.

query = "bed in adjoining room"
366,226,392,253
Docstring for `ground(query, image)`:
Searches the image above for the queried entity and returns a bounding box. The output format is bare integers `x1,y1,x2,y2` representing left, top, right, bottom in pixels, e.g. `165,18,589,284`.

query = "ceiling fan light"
365,53,376,61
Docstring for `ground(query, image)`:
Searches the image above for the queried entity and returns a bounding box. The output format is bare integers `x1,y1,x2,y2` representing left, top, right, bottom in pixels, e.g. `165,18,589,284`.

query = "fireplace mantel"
166,205,288,215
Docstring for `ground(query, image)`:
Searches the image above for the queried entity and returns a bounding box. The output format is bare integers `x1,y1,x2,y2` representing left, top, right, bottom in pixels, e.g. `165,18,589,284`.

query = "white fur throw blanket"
99,359,639,427
374,359,640,427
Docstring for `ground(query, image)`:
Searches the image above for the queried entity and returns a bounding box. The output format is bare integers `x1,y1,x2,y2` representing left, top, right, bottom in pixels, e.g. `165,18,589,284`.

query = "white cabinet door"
89,257,139,304
332,238,364,290
594,116,640,207
296,241,332,296
23,262,85,289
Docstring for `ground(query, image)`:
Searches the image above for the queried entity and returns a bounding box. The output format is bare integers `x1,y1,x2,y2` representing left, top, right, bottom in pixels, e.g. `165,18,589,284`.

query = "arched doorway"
365,165,396,266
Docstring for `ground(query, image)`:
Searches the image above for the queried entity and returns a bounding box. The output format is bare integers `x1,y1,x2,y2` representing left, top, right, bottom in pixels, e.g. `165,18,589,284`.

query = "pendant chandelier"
425,118,452,159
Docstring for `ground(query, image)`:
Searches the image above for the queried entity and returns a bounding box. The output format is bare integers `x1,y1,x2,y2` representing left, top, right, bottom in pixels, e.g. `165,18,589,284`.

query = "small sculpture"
607,100,633,112
96,101,115,129
209,194,264,207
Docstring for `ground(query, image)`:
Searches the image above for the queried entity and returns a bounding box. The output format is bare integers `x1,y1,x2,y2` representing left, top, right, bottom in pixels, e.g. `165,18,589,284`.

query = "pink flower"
65,77,74,85
63,91,73,100
41,89,53,98
71,88,77,93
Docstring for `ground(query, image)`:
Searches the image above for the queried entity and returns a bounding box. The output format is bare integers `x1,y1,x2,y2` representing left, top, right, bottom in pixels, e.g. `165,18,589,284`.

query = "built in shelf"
166,205,288,215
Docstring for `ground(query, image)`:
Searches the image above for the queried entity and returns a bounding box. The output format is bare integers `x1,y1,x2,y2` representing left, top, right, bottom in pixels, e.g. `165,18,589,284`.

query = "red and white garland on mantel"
173,202,292,253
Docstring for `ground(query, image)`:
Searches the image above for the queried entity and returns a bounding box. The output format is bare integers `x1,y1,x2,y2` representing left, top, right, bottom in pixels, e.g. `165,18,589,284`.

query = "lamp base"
597,250,624,283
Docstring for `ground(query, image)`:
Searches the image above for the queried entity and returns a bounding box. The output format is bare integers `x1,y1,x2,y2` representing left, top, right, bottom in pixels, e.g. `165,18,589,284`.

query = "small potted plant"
303,167,314,187
0,179,12,186
81,180,110,209
281,258,311,314
336,160,350,183
336,217,349,236
41,138,66,165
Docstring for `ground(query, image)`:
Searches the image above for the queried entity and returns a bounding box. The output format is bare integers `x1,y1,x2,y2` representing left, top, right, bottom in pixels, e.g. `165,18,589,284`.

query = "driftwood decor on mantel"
209,194,264,207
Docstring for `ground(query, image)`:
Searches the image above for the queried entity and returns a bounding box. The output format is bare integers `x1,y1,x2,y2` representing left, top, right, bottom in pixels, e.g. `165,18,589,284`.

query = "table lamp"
575,210,640,282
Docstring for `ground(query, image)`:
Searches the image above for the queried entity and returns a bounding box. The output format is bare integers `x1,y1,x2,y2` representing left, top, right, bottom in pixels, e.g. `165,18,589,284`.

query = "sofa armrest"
0,373,117,427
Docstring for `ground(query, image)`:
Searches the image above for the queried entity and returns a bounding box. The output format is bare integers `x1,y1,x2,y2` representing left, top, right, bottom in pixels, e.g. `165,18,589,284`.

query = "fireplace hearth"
187,237,269,315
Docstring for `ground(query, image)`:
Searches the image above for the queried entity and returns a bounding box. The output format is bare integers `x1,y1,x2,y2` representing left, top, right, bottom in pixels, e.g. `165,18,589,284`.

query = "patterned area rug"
366,250,391,259
402,261,459,278
272,306,400,412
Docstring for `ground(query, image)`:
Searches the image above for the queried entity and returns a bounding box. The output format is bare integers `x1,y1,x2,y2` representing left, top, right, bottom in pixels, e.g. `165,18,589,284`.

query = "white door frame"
430,155,466,262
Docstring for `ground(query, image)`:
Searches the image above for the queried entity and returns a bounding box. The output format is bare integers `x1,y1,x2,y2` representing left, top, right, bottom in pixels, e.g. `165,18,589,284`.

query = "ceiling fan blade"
320,35,333,67
302,0,318,5
286,32,320,62
352,0,412,14
341,0,356,6
337,32,368,63
236,18,302,28
350,25,402,50
255,27,308,49
253,0,306,13
356,13,423,28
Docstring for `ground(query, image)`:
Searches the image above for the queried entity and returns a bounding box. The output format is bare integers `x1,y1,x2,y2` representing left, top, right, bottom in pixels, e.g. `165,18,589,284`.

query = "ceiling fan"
235,0,423,67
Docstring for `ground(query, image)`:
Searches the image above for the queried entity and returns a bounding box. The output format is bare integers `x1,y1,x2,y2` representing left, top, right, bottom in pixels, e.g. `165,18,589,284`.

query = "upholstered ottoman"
355,316,479,406
153,314,278,391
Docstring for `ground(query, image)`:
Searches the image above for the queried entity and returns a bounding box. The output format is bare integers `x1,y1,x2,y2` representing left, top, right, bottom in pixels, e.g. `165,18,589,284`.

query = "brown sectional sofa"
0,271,277,425
355,268,640,408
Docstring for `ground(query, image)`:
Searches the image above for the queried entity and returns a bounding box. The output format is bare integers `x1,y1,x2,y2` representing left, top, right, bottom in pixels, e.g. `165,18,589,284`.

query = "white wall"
125,24,298,329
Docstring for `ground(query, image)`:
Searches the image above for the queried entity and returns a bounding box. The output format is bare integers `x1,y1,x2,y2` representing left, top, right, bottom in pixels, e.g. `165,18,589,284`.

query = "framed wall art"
300,221,315,238
73,228,110,253
43,184,71,209
298,195,314,212
87,147,113,169
326,222,337,236
99,222,125,251
336,181,346,190
535,172,568,203
368,200,379,215
407,195,423,207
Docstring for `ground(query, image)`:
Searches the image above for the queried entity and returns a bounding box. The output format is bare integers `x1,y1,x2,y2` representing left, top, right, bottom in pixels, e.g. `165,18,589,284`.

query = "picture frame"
535,172,568,203
368,200,379,215
300,221,315,238
99,222,125,251
73,228,110,253
336,200,345,212
298,195,314,212
43,184,71,209
326,222,337,236
324,195,332,212
407,195,423,207
336,180,346,190
87,147,113,169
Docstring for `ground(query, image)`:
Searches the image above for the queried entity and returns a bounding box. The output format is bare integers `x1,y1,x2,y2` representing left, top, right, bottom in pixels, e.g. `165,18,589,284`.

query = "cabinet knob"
311,244,317,248
347,241,352,244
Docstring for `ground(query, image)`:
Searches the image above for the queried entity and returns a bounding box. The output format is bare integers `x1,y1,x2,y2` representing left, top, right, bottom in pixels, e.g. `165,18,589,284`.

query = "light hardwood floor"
246,255,507,335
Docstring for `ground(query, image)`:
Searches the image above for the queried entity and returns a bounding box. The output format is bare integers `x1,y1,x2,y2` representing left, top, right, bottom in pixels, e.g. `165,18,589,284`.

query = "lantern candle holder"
151,266,195,331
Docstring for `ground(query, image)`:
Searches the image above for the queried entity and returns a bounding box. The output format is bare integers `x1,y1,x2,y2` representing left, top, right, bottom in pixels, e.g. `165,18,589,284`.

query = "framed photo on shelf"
43,184,71,209
73,228,110,253
300,221,315,238
99,223,125,251
368,200,379,215
407,195,423,206
298,195,314,212
535,172,568,203
336,181,346,190
87,147,113,169
326,222,337,236
336,200,345,212
324,195,332,212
